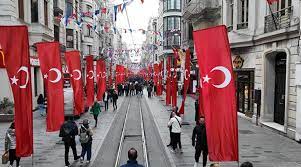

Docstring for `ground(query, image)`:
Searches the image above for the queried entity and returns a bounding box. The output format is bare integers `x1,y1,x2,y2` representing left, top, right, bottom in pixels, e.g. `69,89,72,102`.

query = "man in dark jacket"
195,98,199,123
120,148,144,167
112,90,118,110
59,117,80,166
192,116,208,167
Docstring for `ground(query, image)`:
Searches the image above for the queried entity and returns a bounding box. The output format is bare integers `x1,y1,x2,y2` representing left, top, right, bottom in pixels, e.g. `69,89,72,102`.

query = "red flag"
166,57,171,105
86,56,94,106
193,25,238,161
65,51,84,115
0,26,33,157
179,49,191,115
36,42,65,132
158,61,163,96
96,60,106,101
171,55,178,107
266,0,278,4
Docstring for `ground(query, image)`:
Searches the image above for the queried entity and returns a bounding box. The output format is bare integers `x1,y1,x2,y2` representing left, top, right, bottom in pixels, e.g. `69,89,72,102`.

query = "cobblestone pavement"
0,97,125,167
144,92,301,167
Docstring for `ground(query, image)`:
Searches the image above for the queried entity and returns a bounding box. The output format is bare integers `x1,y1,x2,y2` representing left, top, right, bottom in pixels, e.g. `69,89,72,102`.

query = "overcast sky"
113,0,159,47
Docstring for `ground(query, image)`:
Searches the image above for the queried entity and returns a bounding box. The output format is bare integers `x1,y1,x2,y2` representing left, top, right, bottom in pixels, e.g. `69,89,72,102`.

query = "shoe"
8,165,12,167
80,157,84,163
74,156,80,161
169,148,176,153
87,160,90,163
179,149,183,154
166,144,171,147
193,162,199,167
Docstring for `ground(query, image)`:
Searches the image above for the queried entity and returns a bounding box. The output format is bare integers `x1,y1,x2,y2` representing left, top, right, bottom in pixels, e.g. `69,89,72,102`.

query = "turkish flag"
86,55,94,106
166,57,171,105
65,51,84,115
179,49,191,115
36,42,65,132
193,25,239,161
0,26,33,157
172,51,178,107
96,60,106,101
266,0,278,4
0,44,5,68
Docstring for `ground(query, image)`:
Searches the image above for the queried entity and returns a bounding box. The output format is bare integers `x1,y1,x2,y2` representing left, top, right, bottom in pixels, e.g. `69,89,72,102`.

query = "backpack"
79,127,90,144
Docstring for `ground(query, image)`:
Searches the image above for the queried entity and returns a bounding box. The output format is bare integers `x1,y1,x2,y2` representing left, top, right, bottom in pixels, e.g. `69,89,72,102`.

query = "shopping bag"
2,151,9,164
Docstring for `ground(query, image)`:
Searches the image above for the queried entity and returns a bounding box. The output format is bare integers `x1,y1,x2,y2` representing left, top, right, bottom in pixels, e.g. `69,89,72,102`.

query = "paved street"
0,96,125,167
144,92,301,167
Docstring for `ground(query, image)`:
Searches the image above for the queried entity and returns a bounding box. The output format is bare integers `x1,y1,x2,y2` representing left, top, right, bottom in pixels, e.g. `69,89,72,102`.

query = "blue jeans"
38,104,44,116
81,143,92,161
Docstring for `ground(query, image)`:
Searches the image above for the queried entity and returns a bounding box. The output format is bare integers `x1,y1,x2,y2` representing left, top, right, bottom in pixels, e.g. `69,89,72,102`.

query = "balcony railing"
264,6,293,33
182,0,220,20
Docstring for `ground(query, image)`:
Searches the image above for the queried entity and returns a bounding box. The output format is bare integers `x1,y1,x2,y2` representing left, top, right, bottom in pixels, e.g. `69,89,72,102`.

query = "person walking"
5,122,21,167
147,84,152,98
37,94,45,116
192,116,208,167
90,101,101,127
195,97,200,123
166,111,174,147
79,119,93,164
59,117,80,167
103,90,109,111
167,111,182,153
112,90,118,110
120,148,144,167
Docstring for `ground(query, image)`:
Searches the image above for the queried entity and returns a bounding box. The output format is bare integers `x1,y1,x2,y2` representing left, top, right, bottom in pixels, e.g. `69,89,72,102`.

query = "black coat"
195,100,199,122
192,124,208,151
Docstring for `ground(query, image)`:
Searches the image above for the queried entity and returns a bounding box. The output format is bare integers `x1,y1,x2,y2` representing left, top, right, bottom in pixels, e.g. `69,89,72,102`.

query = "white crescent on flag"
210,66,231,89
49,68,62,83
73,69,82,80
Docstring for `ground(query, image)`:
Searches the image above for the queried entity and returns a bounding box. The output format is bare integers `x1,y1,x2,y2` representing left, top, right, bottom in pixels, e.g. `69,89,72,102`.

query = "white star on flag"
203,75,211,83
10,76,18,85
44,74,48,79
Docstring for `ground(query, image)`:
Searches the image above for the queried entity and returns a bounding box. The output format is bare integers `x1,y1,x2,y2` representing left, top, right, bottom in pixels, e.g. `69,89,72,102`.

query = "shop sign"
233,55,244,69
30,57,40,66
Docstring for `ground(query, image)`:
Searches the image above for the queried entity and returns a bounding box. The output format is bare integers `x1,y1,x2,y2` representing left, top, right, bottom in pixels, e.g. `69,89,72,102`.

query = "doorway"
274,53,286,125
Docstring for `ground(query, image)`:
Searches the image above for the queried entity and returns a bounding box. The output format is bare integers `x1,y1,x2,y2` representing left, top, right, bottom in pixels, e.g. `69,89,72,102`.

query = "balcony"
182,0,220,22
264,6,293,33
53,0,63,17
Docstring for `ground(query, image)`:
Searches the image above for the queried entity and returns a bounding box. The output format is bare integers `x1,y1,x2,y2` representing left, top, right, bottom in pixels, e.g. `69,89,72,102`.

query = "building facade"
0,0,117,112
182,0,301,141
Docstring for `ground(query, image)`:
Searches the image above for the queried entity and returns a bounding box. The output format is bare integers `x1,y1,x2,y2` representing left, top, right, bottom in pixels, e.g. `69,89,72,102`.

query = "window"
66,29,74,48
227,0,234,31
86,25,93,37
163,16,181,48
269,0,291,12
237,0,249,29
66,0,73,17
163,0,181,12
31,0,38,23
188,23,193,40
44,0,48,26
88,45,92,55
76,31,79,49
75,1,78,20
54,25,60,41
18,0,24,20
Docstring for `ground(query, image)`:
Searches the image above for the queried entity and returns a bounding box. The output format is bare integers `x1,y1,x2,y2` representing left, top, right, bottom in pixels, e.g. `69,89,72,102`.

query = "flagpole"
267,2,278,30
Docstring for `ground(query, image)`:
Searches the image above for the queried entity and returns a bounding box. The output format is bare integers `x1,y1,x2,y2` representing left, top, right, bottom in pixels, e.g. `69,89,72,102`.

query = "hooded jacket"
5,128,16,150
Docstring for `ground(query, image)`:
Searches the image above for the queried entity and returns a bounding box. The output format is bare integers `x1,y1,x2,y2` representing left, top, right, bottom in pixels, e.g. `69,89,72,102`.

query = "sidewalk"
144,92,301,167
0,96,125,167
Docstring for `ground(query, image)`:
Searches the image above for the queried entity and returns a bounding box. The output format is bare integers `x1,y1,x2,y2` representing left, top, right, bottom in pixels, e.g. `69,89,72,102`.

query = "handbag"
2,151,9,164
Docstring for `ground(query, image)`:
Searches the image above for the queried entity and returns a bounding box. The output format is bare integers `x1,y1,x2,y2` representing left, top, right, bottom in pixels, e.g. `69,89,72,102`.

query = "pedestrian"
79,119,93,164
125,83,129,96
240,162,253,167
120,148,144,167
195,97,199,123
103,90,109,111
147,84,152,98
59,117,80,167
112,90,118,110
192,116,208,167
167,111,182,153
5,122,21,167
37,94,45,116
90,101,101,127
